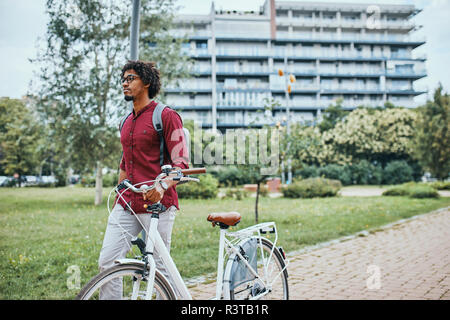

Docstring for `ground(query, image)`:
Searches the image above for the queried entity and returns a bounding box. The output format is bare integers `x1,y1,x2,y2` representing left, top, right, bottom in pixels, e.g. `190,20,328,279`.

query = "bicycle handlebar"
119,167,206,194
180,168,207,175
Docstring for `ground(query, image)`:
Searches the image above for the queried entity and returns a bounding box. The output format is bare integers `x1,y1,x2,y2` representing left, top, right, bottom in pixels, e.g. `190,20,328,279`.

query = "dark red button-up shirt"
117,101,189,214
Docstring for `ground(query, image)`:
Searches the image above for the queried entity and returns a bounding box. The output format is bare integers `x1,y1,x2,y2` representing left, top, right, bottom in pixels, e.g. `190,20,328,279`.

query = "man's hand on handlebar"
142,168,181,203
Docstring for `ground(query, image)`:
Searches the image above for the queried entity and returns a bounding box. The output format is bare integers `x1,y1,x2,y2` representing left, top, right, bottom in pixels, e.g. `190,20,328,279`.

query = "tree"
0,98,42,186
322,107,417,166
318,98,349,132
32,0,191,204
412,85,450,180
236,97,280,224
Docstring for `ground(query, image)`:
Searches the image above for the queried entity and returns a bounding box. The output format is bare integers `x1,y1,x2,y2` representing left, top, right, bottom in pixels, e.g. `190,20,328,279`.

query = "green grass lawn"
0,186,449,299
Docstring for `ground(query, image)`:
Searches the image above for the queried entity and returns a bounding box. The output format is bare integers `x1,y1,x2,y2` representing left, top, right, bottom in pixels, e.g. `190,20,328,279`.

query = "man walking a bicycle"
98,60,189,299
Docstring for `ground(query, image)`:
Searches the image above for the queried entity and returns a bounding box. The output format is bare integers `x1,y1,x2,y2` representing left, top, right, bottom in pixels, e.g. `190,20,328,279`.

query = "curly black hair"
121,60,161,99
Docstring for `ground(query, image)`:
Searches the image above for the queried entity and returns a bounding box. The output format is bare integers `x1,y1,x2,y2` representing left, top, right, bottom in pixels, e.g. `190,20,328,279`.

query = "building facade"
166,0,426,130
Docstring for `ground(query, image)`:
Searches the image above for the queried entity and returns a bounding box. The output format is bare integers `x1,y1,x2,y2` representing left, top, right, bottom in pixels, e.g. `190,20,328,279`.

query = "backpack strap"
119,111,132,133
153,103,187,167
153,103,168,167
117,111,132,172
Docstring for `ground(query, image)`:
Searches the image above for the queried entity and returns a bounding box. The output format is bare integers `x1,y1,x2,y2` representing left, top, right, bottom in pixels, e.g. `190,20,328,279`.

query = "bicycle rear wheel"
229,237,289,300
75,263,176,300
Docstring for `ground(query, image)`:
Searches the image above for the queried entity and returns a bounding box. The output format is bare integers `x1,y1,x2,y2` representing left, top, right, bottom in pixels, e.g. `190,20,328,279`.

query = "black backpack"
119,103,190,167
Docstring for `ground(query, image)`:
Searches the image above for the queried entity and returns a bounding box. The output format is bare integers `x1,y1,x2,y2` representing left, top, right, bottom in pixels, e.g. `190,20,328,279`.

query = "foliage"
412,85,450,180
176,174,219,199
323,107,417,165
294,160,420,186
0,98,43,184
429,181,450,190
281,177,342,198
209,165,261,186
32,0,192,204
382,182,439,198
349,160,383,185
318,98,350,132
138,0,193,98
223,188,251,200
382,160,413,185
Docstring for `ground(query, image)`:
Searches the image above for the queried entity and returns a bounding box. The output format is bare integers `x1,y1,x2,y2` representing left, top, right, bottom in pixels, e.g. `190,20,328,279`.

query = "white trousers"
98,203,176,300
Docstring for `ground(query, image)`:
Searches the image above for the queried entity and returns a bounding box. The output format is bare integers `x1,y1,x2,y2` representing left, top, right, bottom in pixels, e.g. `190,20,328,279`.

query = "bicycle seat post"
215,228,227,300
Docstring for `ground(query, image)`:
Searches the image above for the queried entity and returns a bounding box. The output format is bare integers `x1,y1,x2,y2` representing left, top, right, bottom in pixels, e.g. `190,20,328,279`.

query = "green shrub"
382,160,413,185
382,182,439,199
295,165,319,179
408,185,439,199
382,187,409,196
349,160,383,185
430,181,450,190
176,174,219,199
103,172,119,187
223,188,250,200
212,166,261,186
319,164,353,185
80,175,95,187
282,177,342,198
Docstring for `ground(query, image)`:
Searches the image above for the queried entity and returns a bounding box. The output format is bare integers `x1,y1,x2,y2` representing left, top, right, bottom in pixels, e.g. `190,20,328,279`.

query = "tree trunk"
94,161,103,206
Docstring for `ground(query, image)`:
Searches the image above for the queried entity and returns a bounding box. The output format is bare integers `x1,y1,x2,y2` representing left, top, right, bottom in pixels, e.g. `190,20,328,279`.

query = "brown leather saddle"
207,211,241,229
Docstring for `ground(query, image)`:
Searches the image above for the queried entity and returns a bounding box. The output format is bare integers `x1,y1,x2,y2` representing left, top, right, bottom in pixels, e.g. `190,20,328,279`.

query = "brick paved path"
188,208,450,300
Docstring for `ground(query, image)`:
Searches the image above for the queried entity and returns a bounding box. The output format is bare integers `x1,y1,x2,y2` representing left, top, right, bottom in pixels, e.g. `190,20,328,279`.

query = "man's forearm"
118,169,127,184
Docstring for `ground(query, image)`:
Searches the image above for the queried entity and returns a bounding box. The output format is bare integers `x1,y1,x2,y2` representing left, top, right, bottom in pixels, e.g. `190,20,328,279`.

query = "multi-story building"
166,0,426,130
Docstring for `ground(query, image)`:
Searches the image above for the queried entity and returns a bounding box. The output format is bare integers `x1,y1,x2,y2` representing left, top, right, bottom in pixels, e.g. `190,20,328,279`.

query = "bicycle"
76,165,289,300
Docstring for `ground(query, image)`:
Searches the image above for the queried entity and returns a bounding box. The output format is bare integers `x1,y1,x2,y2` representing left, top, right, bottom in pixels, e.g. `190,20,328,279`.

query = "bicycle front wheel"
75,263,176,300
229,237,289,300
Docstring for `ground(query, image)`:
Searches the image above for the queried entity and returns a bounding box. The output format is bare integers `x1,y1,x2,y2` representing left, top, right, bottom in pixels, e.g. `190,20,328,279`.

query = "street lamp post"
130,0,145,240
130,0,141,61
278,56,295,184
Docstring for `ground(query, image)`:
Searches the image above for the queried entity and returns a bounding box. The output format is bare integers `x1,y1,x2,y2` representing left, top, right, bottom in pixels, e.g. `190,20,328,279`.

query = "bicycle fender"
114,258,144,266
113,258,178,299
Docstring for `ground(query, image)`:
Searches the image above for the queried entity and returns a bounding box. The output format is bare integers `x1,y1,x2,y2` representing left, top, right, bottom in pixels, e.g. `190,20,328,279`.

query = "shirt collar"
133,100,157,118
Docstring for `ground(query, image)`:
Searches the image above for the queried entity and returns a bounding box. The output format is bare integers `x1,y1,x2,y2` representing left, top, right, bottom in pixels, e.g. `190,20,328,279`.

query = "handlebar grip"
180,168,206,175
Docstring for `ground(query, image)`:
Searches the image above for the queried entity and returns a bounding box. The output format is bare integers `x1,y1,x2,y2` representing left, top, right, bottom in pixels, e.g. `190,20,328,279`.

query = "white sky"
0,0,449,103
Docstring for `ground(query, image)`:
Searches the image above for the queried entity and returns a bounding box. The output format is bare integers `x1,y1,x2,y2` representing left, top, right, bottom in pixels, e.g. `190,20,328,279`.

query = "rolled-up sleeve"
119,154,126,171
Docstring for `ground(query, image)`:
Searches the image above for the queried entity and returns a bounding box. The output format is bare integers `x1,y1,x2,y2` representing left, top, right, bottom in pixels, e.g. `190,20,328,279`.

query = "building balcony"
216,47,270,58
320,86,382,94
216,66,270,76
271,84,319,93
274,32,425,47
165,87,212,93
216,83,270,92
279,17,415,31
385,69,427,79
386,87,427,95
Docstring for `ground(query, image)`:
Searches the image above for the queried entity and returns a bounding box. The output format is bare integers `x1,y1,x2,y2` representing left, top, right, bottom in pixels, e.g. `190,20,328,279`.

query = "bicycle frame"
110,177,287,300
116,213,193,300
219,222,288,300
114,216,288,300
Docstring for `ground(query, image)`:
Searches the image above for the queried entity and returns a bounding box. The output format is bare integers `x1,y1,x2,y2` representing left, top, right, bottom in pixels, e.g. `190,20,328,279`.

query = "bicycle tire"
229,237,289,300
75,263,176,300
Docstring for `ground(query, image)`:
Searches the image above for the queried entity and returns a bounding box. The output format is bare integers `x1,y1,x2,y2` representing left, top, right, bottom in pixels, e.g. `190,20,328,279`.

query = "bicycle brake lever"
116,179,132,193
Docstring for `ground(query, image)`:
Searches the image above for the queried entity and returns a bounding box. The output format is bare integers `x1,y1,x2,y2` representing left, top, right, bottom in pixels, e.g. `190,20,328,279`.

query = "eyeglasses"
121,74,140,84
